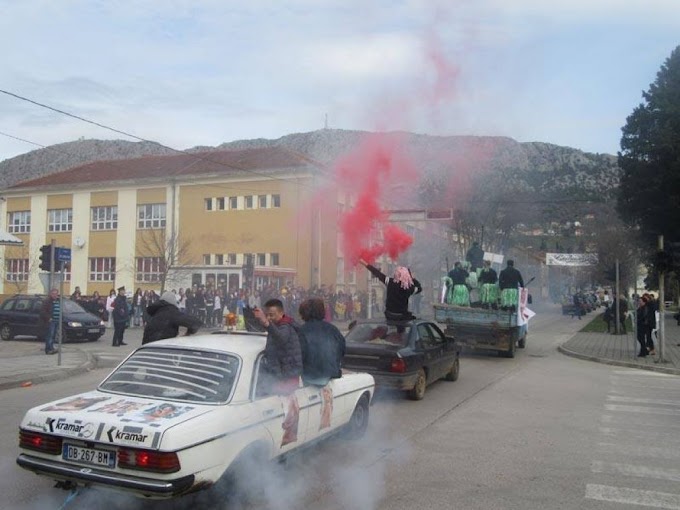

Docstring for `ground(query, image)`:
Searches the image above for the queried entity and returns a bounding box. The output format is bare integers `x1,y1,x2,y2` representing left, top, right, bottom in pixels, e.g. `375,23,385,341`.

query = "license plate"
62,443,115,469
88,328,100,333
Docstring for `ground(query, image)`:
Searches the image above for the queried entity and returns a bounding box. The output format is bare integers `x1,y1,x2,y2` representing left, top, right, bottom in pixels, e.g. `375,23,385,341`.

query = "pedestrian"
111,286,129,347
142,291,203,344
498,260,524,310
644,294,657,356
358,260,422,320
298,298,345,386
105,288,116,327
39,288,60,355
132,288,144,327
636,295,650,357
213,293,222,327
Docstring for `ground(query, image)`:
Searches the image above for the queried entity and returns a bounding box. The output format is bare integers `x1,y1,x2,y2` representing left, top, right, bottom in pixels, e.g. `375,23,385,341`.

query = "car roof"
142,331,268,363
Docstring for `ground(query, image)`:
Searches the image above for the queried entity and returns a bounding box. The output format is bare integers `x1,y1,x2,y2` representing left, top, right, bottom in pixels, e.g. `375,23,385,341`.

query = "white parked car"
17,332,374,499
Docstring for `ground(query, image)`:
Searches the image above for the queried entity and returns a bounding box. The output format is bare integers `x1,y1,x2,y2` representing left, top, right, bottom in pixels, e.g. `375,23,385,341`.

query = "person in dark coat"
465,242,485,272
298,298,345,386
498,260,524,309
111,286,129,347
142,291,203,345
359,259,422,320
253,298,303,395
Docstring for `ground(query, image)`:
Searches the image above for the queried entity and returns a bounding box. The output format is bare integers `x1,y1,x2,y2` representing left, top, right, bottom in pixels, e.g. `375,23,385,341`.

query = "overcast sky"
0,0,678,162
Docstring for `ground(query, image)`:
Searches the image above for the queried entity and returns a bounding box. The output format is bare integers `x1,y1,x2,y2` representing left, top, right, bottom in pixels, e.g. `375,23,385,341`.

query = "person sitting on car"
142,291,203,345
358,259,422,320
298,298,345,387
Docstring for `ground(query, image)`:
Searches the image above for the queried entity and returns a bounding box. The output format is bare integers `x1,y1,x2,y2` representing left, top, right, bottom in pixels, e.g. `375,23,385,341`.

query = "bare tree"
136,229,194,293
3,244,34,294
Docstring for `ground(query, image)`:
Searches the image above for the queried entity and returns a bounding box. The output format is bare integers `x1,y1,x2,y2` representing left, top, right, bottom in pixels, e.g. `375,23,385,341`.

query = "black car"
0,295,106,343
343,319,460,400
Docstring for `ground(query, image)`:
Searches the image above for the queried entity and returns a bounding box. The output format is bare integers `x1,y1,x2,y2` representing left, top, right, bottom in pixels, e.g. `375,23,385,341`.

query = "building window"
244,253,254,266
91,206,118,230
6,259,29,281
203,254,211,265
137,203,166,229
227,253,237,265
205,198,213,211
215,254,224,265
7,211,30,234
48,208,73,232
229,196,238,209
216,197,225,210
258,195,267,208
257,253,266,266
271,253,279,266
89,257,116,282
272,194,281,207
245,196,253,209
136,257,164,282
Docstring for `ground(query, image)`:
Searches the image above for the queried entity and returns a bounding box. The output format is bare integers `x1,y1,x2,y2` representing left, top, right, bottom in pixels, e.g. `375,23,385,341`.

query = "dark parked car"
0,295,106,342
343,319,460,400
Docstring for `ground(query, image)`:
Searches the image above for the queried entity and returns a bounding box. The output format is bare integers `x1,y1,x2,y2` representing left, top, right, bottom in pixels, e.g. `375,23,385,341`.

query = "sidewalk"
559,311,680,375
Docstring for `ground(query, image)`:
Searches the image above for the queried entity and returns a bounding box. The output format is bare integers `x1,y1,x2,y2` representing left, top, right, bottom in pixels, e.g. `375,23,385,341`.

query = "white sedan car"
17,331,374,499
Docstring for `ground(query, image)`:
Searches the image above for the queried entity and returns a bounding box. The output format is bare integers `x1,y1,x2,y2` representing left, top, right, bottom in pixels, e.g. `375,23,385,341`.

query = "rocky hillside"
0,130,620,199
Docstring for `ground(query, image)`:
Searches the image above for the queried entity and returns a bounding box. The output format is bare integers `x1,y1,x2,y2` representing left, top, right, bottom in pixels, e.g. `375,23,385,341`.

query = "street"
3,308,680,510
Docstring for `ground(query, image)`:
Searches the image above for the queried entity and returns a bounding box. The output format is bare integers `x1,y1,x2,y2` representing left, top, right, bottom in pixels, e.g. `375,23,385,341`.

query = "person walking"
142,291,203,344
40,289,60,355
111,286,129,347
105,288,116,328
132,288,144,327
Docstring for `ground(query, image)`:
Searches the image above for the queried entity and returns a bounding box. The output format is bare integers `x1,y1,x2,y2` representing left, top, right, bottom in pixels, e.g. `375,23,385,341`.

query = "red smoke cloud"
335,133,419,266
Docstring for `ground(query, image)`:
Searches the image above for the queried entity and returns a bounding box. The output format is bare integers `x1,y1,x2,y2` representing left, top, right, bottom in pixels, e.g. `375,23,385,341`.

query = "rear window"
98,347,239,404
346,323,411,347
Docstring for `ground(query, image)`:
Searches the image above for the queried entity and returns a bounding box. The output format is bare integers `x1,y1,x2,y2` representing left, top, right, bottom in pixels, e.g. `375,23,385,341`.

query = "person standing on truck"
359,260,422,320
498,260,524,310
466,242,485,272
478,260,498,308
446,262,470,306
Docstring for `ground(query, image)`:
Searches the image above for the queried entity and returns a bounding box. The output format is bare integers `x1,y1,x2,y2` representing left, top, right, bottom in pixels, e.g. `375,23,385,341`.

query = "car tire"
444,357,460,381
221,443,269,504
343,394,370,439
501,340,516,358
0,323,13,341
408,369,427,400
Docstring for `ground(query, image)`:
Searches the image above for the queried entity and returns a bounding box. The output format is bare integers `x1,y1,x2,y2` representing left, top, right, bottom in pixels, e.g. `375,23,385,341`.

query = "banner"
545,253,598,266
517,287,536,327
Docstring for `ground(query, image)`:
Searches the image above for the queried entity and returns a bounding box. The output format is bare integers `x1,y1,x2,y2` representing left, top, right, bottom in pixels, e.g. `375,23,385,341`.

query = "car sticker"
119,403,195,425
281,394,300,447
103,425,158,447
319,386,333,431
41,396,111,412
45,417,97,439
87,399,153,416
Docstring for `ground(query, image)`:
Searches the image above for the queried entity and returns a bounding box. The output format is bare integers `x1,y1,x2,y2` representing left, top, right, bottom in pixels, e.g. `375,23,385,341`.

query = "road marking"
605,404,680,416
607,395,680,407
591,461,680,482
598,443,680,460
612,370,677,378
601,414,680,431
586,484,680,509
599,427,680,444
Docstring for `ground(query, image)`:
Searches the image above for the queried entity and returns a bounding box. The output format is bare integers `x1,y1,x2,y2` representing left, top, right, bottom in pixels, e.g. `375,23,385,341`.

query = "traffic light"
39,244,52,271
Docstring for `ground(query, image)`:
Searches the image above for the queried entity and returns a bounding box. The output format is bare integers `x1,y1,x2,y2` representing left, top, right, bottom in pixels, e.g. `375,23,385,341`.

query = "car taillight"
118,448,180,473
19,429,63,455
390,358,407,373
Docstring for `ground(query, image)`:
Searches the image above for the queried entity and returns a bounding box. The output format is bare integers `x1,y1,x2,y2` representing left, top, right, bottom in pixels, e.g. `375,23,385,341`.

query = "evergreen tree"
618,46,680,242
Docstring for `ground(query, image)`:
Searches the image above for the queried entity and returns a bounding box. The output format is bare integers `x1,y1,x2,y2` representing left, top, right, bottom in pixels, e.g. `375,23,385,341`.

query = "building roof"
9,146,320,191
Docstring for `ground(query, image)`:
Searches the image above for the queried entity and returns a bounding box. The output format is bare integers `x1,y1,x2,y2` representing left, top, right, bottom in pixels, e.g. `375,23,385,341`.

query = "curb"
558,344,680,376
0,350,97,391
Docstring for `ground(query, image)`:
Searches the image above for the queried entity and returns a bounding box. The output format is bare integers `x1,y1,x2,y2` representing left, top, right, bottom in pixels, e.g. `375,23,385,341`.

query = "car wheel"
408,369,427,400
343,394,370,439
0,323,13,341
501,340,516,358
221,444,269,504
444,357,460,381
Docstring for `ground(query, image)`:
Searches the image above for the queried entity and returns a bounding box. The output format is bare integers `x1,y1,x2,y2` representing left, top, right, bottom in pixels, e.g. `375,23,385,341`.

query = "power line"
0,88,318,187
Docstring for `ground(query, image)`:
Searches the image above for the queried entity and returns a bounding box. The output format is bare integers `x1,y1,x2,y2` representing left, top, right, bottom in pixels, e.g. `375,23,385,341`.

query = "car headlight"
67,322,82,327
100,321,106,326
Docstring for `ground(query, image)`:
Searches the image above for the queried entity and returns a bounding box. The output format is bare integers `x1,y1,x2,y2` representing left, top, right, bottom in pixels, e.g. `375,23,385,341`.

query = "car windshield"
98,347,239,404
62,300,90,314
346,323,411,347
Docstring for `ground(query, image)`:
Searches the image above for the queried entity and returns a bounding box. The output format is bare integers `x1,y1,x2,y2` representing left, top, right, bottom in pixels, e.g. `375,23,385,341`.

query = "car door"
416,323,446,382
429,322,457,371
250,356,309,455
31,299,46,338
301,379,344,443
12,298,36,338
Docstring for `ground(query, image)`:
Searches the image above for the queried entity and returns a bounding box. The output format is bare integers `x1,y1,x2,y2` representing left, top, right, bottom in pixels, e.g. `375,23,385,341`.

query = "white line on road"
586,484,680,509
598,443,680,460
605,404,680,416
599,427,680,444
601,415,680,431
607,395,680,407
592,461,680,482
612,371,677,378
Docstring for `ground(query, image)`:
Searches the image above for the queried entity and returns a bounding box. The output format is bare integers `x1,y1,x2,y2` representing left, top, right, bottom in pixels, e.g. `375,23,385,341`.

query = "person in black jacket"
142,291,203,345
498,260,524,310
359,259,422,320
298,298,345,386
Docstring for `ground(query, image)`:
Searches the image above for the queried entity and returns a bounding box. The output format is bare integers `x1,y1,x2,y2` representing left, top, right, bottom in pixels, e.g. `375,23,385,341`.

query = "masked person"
445,261,470,306
498,260,524,310
142,291,203,345
478,260,499,308
359,260,422,320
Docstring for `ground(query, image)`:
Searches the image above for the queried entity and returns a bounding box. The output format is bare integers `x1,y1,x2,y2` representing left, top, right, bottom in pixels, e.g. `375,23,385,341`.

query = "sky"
0,0,679,163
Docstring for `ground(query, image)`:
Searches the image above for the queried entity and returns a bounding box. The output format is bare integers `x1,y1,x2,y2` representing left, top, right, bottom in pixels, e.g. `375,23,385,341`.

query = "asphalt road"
3,308,680,510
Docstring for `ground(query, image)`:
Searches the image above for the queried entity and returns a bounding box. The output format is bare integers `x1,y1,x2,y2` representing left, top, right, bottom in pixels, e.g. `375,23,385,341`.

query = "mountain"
0,130,620,199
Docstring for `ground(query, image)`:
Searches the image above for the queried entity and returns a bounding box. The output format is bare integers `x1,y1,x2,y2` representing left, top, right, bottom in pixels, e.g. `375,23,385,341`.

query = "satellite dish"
74,237,86,248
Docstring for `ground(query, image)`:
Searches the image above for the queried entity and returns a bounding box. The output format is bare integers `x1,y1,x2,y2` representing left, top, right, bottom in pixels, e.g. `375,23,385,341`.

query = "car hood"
63,311,103,323
20,390,214,450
